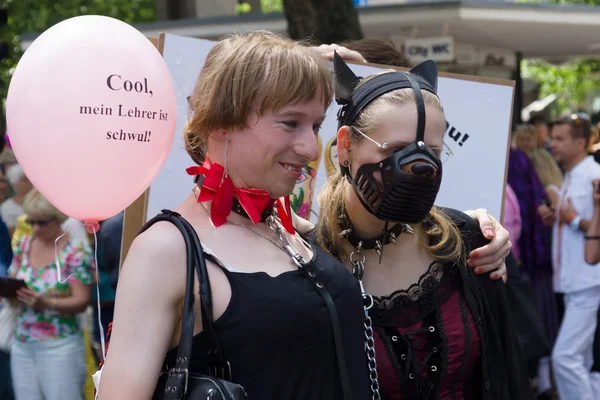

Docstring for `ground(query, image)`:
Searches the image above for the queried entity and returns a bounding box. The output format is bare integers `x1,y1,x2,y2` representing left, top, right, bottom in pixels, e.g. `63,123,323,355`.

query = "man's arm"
559,197,593,233
585,180,600,264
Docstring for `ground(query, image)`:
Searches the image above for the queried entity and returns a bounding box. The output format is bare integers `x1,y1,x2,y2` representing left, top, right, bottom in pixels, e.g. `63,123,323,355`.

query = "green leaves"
261,0,284,13
522,58,600,116
519,0,600,116
0,0,157,131
236,2,253,14
2,0,156,35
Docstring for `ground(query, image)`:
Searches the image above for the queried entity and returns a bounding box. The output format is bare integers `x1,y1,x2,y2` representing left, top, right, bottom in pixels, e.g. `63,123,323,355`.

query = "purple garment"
521,268,559,347
506,148,553,274
503,184,522,261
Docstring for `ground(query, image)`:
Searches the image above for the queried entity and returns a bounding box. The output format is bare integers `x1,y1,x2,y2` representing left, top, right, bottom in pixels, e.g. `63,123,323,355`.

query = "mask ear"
334,51,361,105
409,60,438,92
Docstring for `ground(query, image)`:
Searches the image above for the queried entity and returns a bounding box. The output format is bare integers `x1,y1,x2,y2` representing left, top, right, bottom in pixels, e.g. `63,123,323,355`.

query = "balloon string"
54,229,76,284
92,226,106,361
53,222,106,360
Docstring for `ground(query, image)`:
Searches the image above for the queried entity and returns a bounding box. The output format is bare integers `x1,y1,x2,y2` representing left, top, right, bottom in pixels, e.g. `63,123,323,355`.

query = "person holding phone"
585,179,600,264
7,189,94,400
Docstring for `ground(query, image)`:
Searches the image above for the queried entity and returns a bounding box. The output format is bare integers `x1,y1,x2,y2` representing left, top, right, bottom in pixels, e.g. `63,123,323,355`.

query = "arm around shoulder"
97,222,190,400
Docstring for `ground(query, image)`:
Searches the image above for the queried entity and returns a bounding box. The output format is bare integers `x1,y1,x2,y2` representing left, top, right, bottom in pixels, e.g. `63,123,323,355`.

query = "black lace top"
371,261,481,400
309,207,534,400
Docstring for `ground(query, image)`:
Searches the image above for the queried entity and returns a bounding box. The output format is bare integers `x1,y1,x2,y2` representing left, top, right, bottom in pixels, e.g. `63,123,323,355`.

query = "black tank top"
166,245,371,399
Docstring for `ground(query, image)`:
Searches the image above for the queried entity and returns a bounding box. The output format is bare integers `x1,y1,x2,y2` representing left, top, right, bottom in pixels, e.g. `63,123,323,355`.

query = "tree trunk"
245,0,263,14
283,0,363,44
282,0,318,43
157,0,196,20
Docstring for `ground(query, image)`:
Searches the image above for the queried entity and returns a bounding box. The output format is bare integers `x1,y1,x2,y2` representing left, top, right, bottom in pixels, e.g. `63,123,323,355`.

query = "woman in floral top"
6,189,94,400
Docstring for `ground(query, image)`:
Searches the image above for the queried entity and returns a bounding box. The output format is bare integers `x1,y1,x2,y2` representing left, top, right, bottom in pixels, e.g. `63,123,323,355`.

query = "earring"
343,160,349,166
222,132,229,182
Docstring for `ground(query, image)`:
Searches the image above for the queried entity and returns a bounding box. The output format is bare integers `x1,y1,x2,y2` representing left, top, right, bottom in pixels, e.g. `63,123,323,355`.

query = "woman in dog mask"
313,54,533,400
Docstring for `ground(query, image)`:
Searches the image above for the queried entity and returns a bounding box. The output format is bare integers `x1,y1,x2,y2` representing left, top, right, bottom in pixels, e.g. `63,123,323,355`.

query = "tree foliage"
0,0,157,132
261,0,284,13
522,59,600,116
237,0,283,14
519,0,600,116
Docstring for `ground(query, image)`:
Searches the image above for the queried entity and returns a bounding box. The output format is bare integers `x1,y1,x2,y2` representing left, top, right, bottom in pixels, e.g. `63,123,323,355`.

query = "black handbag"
505,279,551,361
502,251,550,361
144,210,248,400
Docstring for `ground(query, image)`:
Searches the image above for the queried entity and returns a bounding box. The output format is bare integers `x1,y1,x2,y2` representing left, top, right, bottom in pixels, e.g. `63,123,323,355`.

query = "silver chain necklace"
195,189,308,268
350,243,381,400
225,218,287,255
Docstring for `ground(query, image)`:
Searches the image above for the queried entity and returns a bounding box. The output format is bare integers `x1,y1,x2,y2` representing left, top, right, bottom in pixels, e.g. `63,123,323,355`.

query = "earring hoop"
343,160,349,166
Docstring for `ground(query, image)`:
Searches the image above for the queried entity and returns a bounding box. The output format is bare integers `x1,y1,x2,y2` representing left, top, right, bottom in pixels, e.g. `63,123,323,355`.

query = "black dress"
165,245,371,400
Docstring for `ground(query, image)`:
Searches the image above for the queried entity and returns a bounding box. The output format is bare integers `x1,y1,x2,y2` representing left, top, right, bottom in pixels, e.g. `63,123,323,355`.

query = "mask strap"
403,72,427,143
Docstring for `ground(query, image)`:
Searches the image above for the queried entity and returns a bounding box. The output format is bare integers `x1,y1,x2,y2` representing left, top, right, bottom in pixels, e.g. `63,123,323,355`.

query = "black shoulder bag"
144,210,352,400
442,207,550,362
145,210,248,400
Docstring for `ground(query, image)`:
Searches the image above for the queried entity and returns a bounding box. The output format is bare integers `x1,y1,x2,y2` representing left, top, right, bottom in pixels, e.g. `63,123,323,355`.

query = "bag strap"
178,213,231,378
139,210,229,399
296,232,355,400
299,261,353,400
293,231,352,400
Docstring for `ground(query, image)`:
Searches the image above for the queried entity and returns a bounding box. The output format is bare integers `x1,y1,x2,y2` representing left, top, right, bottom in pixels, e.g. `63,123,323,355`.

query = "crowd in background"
506,113,600,400
0,144,123,400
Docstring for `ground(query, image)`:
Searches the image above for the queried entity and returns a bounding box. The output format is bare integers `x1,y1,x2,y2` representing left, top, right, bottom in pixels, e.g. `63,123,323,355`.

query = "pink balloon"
6,15,176,224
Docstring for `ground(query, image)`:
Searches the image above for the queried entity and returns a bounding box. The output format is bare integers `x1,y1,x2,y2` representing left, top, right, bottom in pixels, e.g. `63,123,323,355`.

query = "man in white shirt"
586,180,600,264
538,113,600,400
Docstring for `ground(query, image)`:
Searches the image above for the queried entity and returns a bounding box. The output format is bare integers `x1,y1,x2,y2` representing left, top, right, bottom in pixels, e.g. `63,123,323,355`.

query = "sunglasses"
26,218,55,227
514,123,535,131
570,112,591,125
351,126,454,164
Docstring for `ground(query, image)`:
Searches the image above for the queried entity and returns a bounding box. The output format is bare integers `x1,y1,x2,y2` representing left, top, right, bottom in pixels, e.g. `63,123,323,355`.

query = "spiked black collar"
338,213,413,262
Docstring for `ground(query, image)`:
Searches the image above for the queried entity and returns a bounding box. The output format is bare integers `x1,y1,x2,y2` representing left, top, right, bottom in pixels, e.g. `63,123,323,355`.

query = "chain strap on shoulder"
350,243,381,400
266,215,309,268
267,215,353,400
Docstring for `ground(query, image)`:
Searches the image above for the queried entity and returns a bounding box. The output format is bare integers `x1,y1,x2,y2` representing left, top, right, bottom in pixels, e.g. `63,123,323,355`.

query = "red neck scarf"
186,158,295,234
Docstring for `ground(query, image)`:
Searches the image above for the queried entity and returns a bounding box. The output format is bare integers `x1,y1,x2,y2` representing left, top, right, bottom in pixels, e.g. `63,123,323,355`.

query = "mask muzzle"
351,141,442,223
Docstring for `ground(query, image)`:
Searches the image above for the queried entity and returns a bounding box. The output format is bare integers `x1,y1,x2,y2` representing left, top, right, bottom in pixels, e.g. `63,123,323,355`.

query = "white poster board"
143,34,514,226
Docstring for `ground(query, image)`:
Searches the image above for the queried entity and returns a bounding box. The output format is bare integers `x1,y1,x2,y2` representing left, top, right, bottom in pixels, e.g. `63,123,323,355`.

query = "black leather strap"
178,215,230,378
140,212,195,399
340,71,435,128
139,210,231,399
341,219,407,250
301,262,353,400
230,197,275,223
404,72,427,143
